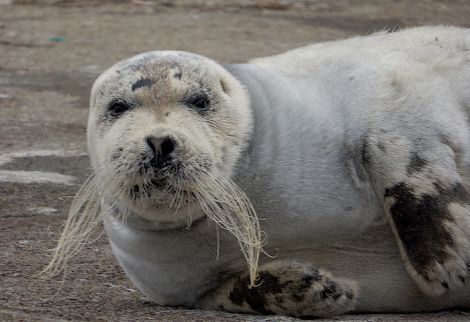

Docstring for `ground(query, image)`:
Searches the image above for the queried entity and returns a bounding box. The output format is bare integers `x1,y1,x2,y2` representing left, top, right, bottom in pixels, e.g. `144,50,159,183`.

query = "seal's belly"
105,213,470,311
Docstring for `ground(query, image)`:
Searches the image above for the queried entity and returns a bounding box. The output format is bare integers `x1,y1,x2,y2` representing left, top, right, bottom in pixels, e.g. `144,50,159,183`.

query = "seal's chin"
125,198,203,224
100,150,220,223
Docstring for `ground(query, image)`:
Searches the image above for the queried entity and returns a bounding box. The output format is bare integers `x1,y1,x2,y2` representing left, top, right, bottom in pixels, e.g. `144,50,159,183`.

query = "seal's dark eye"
187,94,209,111
108,101,130,117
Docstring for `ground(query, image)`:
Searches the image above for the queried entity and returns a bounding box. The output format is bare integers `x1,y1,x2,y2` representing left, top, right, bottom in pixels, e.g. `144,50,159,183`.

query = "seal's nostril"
160,137,175,159
145,136,157,157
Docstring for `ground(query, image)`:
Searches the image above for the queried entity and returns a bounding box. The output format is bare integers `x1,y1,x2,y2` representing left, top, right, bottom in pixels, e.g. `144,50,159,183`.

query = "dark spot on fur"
344,206,354,212
171,64,183,80
111,153,120,161
361,136,371,166
228,283,243,305
407,153,427,174
129,185,141,200
377,142,386,152
320,280,337,300
458,275,466,284
229,271,285,314
291,272,318,302
384,182,469,276
345,289,354,300
111,147,124,160
441,282,449,289
131,78,154,91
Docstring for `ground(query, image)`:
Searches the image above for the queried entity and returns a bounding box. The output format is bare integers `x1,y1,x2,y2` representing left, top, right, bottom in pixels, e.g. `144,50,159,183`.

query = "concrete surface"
1,0,470,320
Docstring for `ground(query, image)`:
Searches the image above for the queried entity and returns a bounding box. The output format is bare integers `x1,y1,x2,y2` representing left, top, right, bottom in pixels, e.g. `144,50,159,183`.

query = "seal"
44,26,470,317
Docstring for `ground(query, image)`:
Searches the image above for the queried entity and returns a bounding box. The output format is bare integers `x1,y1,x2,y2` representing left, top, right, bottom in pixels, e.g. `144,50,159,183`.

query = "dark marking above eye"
173,71,182,79
171,64,183,80
132,78,154,91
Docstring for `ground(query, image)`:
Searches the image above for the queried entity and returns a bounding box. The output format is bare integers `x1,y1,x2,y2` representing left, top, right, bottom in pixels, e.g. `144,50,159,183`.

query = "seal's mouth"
104,152,213,216
129,179,198,208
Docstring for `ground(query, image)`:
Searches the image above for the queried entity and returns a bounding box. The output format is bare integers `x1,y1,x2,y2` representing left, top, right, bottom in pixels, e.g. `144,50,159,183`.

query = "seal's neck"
223,63,289,187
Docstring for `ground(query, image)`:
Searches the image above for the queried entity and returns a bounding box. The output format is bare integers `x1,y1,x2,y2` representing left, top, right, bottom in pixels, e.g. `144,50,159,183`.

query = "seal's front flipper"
366,135,470,296
195,261,358,318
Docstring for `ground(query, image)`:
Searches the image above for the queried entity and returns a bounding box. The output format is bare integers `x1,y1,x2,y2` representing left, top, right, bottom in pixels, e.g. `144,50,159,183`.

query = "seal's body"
87,26,470,317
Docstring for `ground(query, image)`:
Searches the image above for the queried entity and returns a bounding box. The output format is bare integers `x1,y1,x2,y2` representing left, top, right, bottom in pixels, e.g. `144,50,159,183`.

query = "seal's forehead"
94,51,212,89
91,51,219,103
114,51,205,73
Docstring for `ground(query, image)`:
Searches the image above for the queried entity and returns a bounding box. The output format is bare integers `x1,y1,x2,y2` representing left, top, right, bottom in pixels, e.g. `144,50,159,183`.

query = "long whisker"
191,169,263,287
41,160,264,288
38,174,102,278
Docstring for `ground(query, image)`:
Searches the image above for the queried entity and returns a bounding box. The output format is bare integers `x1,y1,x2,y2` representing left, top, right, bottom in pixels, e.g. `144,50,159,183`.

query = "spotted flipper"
366,135,470,296
196,261,358,318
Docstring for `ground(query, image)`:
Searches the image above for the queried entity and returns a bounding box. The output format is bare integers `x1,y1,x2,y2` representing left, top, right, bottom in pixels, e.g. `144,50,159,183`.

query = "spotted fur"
131,78,154,91
196,261,357,318
366,134,470,296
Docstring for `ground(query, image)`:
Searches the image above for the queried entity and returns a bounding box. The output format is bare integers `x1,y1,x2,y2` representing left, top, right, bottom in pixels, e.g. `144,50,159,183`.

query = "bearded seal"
44,26,470,318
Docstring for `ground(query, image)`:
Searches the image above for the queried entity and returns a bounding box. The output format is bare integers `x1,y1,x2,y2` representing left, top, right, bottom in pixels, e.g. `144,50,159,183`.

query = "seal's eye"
108,101,130,117
187,94,209,111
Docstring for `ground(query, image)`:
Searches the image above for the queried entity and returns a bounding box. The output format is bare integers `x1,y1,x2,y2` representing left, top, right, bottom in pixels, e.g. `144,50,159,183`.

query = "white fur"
52,26,470,315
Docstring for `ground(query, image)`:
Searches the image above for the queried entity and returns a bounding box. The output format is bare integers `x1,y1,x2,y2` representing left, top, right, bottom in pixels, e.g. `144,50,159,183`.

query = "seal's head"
89,51,252,222
44,52,261,286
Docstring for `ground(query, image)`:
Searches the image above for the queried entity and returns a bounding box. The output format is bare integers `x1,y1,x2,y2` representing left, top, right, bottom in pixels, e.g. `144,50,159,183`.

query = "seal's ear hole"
220,79,230,95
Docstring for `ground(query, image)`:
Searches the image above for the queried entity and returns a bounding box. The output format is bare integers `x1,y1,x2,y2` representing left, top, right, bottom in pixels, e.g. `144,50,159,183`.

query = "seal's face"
88,52,252,222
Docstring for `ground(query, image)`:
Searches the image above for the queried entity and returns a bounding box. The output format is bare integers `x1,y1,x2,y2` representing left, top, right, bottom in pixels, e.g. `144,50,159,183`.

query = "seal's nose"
145,135,176,169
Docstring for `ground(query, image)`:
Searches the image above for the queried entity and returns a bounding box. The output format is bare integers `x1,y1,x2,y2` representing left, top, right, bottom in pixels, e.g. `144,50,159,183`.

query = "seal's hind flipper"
366,134,470,296
195,261,357,318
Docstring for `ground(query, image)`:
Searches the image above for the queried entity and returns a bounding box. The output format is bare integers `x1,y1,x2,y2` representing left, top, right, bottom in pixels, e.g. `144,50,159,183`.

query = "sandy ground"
1,0,470,321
